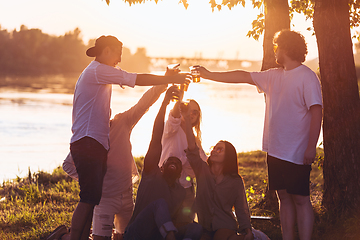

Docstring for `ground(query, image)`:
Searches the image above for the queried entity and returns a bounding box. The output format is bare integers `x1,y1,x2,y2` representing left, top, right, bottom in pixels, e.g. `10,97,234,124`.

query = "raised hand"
165,65,181,76
170,73,191,85
192,65,210,79
163,85,181,105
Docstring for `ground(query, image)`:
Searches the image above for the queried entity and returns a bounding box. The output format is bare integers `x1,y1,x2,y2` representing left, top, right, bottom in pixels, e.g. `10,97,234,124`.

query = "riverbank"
2,150,348,240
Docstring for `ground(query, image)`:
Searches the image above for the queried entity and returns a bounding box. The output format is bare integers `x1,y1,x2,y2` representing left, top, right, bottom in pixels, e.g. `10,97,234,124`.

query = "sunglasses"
190,110,199,116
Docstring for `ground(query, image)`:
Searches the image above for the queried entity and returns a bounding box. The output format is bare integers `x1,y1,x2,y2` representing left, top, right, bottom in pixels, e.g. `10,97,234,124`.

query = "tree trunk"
256,0,290,213
261,0,290,71
313,0,360,217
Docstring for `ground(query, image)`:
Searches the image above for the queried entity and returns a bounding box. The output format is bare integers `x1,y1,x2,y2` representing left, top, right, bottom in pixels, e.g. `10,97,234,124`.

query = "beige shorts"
92,188,134,237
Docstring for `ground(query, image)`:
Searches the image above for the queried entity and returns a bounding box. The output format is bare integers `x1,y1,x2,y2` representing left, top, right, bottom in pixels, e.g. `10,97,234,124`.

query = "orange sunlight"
0,0,318,61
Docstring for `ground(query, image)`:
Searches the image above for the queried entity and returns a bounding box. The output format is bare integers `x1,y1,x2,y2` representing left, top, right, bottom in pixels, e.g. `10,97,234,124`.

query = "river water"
1,77,269,182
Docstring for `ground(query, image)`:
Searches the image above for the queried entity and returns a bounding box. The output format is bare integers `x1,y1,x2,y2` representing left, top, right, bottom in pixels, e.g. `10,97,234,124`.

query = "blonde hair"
188,99,202,145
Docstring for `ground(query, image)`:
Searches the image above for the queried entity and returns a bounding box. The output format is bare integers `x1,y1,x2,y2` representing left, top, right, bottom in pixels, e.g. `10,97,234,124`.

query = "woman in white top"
159,95,207,226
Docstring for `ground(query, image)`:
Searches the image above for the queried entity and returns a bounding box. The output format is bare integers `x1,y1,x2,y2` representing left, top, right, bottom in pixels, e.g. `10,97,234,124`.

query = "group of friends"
46,29,323,240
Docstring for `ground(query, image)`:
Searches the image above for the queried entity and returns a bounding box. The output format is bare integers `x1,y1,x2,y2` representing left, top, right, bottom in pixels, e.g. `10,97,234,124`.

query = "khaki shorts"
92,188,134,237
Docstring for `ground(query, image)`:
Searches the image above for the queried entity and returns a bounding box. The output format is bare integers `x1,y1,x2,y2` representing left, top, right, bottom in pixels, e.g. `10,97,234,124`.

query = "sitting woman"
182,109,254,240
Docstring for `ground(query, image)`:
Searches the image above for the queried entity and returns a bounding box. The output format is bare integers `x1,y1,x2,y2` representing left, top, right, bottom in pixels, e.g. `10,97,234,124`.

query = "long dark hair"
207,140,239,177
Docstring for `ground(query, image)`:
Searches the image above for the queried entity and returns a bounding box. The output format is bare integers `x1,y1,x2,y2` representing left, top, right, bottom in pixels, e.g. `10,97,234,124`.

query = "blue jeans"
124,198,201,240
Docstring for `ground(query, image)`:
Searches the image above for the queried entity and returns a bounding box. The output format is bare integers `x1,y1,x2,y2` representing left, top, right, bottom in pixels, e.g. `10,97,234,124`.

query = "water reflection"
0,74,78,94
1,76,267,182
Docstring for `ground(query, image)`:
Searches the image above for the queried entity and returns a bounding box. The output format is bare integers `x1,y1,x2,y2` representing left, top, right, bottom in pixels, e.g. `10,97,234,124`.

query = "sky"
0,0,322,61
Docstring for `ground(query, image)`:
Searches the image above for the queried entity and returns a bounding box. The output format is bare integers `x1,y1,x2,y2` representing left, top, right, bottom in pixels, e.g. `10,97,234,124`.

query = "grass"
0,149,358,239
238,150,325,240
0,168,78,240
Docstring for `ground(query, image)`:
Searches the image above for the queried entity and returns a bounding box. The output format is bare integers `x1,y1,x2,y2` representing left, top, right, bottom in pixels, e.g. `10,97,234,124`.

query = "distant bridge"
150,56,262,72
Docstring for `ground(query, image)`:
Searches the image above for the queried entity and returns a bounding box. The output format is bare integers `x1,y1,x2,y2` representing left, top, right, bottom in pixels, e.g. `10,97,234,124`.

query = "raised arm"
166,66,185,119
143,85,180,173
123,85,167,129
161,100,184,141
127,67,183,126
193,65,255,85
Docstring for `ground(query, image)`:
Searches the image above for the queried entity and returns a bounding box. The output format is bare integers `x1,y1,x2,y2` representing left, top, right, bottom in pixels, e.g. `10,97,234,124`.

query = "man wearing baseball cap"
68,35,189,240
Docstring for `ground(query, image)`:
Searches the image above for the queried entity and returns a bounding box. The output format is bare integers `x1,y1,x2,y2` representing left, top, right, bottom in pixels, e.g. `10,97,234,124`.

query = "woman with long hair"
183,109,254,240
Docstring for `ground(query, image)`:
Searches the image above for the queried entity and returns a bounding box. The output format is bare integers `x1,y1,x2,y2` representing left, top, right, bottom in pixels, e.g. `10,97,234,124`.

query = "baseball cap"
86,35,123,57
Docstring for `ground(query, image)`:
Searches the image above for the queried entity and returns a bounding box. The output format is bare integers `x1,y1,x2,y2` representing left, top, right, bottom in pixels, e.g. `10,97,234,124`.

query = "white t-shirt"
159,111,207,188
71,61,137,150
64,85,167,197
250,65,322,165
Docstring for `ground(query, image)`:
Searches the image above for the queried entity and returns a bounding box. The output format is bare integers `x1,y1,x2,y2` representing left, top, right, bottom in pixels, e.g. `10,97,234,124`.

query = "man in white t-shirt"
192,30,322,240
60,35,189,240
61,84,167,240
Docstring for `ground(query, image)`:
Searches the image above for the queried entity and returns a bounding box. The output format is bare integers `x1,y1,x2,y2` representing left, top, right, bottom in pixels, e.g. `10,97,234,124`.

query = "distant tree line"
0,25,151,76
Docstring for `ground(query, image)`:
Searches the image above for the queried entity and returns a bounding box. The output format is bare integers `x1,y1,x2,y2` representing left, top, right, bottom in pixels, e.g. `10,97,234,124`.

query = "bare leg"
276,190,296,240
70,202,95,240
292,194,314,240
81,211,93,240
